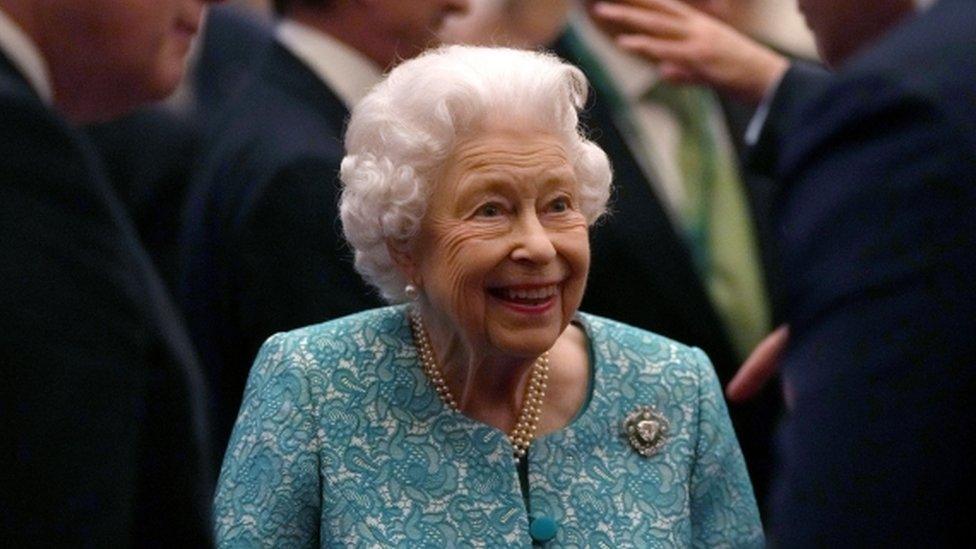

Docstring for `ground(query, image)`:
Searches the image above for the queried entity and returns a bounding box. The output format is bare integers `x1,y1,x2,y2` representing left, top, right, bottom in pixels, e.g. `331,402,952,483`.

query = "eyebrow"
453,167,578,208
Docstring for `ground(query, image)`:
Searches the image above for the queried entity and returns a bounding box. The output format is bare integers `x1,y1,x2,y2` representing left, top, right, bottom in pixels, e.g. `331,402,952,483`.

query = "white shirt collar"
569,8,660,101
0,7,52,104
275,19,384,110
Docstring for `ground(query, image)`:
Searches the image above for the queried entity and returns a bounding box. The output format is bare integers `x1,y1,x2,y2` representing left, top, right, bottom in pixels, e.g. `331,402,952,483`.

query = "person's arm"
214,333,322,547
687,348,765,548
589,0,788,105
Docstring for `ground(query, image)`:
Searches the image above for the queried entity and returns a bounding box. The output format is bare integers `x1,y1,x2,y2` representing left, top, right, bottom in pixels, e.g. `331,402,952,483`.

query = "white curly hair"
339,45,612,302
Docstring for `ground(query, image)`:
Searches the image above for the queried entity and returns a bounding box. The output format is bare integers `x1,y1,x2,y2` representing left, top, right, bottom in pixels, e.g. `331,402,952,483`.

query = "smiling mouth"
488,284,559,311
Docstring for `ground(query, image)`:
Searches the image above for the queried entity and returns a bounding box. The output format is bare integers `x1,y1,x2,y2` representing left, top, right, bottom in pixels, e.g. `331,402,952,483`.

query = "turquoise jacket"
215,306,763,547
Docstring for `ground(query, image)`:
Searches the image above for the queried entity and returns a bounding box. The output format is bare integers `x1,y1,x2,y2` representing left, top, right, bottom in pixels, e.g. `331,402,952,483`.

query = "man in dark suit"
180,0,469,451
769,0,976,544
85,4,275,290
0,0,219,545
550,2,784,506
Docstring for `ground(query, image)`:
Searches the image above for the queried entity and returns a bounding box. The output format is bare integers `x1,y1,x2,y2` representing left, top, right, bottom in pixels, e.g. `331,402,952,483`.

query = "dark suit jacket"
180,43,385,453
0,53,211,546
85,6,275,293
87,106,202,290
747,60,831,182
770,1,976,544
193,4,274,124
551,32,784,508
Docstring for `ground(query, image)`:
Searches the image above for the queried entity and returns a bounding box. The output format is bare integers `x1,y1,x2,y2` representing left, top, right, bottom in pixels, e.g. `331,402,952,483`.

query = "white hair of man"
340,45,613,302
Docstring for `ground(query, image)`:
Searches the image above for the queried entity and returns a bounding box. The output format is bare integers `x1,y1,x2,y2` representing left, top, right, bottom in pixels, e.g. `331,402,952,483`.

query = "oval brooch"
623,405,670,457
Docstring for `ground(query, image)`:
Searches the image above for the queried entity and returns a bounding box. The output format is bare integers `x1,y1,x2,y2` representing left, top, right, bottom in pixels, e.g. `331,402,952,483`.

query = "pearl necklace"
409,310,550,458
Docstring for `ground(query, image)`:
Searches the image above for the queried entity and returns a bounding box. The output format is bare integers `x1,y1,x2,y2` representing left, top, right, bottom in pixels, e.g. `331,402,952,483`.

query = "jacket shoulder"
578,312,706,367
253,306,408,377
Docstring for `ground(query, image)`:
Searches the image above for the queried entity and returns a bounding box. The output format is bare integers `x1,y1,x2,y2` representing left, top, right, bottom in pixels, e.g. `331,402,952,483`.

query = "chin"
155,59,189,96
490,324,563,359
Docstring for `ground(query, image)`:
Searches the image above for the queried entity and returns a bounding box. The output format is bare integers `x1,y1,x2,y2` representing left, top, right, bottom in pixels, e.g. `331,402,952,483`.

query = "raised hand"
590,0,788,105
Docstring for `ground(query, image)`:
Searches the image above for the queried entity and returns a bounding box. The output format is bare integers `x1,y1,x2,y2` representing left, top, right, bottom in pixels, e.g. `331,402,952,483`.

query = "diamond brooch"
623,405,669,457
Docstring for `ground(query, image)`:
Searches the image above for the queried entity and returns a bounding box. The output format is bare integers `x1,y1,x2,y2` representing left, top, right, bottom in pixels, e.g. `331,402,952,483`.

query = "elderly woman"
214,45,762,546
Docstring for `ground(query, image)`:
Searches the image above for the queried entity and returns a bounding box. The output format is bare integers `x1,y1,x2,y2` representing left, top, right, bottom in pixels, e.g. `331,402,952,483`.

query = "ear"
386,238,421,287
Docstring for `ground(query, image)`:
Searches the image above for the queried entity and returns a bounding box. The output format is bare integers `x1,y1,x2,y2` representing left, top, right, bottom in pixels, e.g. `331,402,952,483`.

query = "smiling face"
404,129,590,361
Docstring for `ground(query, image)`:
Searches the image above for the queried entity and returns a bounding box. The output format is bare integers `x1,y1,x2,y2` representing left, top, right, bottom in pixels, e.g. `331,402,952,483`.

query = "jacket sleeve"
214,333,323,547
687,348,765,548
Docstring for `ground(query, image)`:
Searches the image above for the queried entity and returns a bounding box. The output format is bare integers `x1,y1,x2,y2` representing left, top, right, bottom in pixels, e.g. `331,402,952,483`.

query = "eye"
476,202,503,218
547,196,571,213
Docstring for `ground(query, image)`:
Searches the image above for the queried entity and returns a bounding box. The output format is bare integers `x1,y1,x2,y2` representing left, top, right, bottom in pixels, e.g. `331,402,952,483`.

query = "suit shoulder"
204,65,346,159
0,86,76,155
782,66,976,181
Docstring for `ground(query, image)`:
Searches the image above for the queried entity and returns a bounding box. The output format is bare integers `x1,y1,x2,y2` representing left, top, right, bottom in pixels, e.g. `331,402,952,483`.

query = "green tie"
560,28,769,359
647,84,771,360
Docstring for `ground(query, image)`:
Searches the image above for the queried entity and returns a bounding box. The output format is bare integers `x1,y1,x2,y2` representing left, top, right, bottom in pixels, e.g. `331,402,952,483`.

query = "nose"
510,211,557,265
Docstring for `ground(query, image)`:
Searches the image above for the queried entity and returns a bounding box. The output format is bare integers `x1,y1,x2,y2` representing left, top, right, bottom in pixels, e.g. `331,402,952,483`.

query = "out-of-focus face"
36,0,216,122
797,0,914,66
407,129,590,360
373,0,470,61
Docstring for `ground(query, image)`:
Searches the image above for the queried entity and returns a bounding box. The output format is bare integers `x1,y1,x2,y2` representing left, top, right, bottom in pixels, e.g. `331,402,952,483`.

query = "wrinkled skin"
395,129,590,404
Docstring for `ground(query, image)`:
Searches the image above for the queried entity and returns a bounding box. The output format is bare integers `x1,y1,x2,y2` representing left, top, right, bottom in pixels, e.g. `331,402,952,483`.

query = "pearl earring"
404,284,419,301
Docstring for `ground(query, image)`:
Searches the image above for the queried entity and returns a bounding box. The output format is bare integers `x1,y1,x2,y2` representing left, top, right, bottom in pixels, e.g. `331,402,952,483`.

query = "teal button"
529,516,558,543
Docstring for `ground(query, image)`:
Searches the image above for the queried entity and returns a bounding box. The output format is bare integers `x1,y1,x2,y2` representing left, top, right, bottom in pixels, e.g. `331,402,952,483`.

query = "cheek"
102,15,179,88
558,227,591,302
553,217,591,271
420,220,507,315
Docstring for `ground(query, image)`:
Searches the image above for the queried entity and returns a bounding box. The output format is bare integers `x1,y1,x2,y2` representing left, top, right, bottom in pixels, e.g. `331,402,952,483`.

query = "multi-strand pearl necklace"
409,310,550,458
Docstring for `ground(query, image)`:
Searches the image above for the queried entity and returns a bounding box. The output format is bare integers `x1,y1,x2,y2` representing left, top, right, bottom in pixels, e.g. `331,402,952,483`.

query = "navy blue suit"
180,42,384,453
746,60,831,183
193,4,274,123
0,53,212,545
86,107,202,289
771,1,976,544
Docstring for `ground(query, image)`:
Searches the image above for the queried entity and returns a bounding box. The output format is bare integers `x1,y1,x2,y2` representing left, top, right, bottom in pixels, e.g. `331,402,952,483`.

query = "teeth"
503,285,557,300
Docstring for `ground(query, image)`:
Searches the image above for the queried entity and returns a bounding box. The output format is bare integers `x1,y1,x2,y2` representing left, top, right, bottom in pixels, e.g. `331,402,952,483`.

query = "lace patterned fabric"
214,305,763,547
